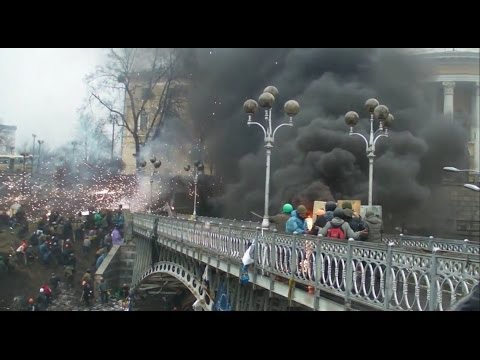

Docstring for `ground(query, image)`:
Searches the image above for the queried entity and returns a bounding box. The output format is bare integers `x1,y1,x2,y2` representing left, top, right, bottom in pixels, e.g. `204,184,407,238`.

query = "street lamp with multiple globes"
140,156,162,213
37,140,44,173
345,98,394,207
19,152,31,196
443,166,480,192
243,86,300,229
184,160,204,220
31,134,36,174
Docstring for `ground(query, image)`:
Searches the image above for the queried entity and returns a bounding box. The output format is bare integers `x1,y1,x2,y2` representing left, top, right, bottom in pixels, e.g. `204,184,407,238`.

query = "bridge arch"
133,261,214,311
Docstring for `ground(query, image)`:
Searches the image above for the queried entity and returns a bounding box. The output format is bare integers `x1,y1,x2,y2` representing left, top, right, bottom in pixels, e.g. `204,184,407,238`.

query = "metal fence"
178,214,480,254
132,213,480,311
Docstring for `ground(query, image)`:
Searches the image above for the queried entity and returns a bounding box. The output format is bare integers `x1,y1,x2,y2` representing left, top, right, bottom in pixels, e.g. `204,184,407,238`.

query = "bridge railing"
381,234,479,255
179,214,480,254
132,213,480,311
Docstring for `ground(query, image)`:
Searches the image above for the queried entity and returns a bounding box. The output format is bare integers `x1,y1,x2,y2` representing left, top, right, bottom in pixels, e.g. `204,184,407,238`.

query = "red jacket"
42,285,52,297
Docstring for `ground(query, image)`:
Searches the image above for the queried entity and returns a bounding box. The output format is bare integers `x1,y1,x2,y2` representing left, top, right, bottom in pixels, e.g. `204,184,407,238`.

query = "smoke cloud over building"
183,48,470,229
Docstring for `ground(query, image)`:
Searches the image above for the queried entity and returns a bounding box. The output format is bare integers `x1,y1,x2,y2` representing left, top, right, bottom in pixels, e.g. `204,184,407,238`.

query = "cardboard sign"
360,205,382,219
337,200,361,216
312,201,327,222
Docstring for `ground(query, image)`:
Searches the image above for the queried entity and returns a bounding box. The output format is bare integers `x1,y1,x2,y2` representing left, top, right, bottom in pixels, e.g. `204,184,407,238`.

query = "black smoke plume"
184,48,470,230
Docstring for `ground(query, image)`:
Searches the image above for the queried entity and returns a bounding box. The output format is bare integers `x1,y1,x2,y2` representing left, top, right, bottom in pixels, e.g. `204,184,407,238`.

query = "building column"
473,82,480,172
431,83,438,114
443,81,455,120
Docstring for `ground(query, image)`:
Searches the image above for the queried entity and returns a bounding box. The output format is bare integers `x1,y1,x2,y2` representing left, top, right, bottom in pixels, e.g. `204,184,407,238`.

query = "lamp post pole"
243,86,300,229
37,140,44,173
193,168,198,218
20,152,30,196
185,161,204,220
71,141,78,167
31,134,36,175
140,156,161,213
345,99,394,207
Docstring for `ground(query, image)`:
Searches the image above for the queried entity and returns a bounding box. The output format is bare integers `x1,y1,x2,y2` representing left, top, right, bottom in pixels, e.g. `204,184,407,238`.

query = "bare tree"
86,48,186,170
75,111,110,163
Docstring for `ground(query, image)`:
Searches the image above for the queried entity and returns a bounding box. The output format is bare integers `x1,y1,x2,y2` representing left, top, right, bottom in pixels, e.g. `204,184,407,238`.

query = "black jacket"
451,283,480,311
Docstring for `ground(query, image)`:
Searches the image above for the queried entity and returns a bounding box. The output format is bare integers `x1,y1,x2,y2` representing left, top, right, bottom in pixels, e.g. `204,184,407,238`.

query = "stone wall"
94,245,122,294
445,184,480,241
94,216,137,298
94,244,137,296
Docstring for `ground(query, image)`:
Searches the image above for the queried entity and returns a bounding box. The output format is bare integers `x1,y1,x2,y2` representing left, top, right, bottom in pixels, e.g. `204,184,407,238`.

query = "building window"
456,220,480,232
139,112,148,133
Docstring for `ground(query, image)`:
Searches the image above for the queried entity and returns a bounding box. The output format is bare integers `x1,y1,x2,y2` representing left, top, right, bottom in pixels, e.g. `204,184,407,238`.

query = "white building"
409,48,480,172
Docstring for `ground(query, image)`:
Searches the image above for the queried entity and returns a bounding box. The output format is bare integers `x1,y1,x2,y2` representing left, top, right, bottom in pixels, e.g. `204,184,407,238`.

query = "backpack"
327,226,345,239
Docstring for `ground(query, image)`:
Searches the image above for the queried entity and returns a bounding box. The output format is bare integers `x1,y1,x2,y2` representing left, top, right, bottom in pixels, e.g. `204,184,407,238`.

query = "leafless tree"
86,48,186,170
75,111,110,163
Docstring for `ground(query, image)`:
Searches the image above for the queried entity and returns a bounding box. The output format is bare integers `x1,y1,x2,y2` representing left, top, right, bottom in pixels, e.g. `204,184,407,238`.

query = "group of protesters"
24,272,61,311
270,201,383,242
8,205,127,310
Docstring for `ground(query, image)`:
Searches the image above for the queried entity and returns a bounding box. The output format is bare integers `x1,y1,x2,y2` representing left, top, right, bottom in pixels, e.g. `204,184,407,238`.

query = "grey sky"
0,48,107,150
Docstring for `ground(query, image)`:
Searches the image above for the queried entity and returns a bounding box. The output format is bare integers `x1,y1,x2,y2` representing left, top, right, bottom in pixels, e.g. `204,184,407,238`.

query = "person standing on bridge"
286,205,309,235
450,283,480,311
269,203,293,233
310,201,337,235
361,209,382,242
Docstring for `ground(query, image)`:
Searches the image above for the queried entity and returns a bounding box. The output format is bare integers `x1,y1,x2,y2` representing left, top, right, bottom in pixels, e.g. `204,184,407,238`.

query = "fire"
305,216,313,231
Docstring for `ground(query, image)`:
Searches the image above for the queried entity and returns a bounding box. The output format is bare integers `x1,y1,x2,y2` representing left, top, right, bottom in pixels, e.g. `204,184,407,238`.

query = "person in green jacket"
269,203,293,233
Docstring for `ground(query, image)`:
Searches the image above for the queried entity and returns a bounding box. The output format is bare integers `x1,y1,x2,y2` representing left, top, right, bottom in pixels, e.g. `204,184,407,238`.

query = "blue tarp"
213,282,232,311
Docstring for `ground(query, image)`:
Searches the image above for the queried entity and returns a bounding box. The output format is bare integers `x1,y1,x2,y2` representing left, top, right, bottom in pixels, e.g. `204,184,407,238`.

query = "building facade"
120,79,169,175
119,68,194,175
410,48,480,172
409,48,480,240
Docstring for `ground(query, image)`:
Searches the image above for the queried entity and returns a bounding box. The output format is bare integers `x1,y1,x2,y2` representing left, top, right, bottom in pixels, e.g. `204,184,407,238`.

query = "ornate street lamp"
31,134,36,175
140,156,162,213
345,98,394,207
37,140,44,173
19,152,31,196
243,86,300,229
184,160,204,220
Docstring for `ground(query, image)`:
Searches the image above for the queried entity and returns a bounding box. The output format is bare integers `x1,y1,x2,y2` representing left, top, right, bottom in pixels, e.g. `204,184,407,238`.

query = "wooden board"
312,201,326,222
360,205,382,219
337,199,361,216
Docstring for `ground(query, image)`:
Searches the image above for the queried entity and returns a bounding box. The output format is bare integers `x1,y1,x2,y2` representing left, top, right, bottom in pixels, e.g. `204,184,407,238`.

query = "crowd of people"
7,205,127,310
270,201,382,242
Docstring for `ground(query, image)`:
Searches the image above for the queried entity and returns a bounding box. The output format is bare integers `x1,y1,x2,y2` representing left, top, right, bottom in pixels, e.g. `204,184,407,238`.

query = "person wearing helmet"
28,298,36,311
286,205,309,235
36,288,47,311
269,203,293,233
310,201,337,235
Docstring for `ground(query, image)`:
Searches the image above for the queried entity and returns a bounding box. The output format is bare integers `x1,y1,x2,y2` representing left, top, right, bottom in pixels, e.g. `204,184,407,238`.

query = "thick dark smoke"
185,48,470,229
